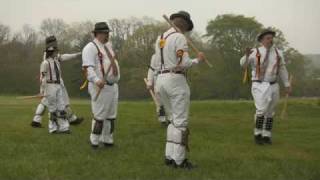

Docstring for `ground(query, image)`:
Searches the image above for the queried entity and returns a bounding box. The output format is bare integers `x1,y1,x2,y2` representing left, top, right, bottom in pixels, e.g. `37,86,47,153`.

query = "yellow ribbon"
80,80,88,90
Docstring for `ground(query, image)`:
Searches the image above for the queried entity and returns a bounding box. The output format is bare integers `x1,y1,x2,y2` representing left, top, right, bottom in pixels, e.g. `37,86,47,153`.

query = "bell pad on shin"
92,120,103,135
255,116,264,129
265,118,273,131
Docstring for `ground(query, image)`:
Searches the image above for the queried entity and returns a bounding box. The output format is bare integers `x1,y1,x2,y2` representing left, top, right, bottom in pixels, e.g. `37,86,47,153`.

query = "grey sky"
0,0,319,54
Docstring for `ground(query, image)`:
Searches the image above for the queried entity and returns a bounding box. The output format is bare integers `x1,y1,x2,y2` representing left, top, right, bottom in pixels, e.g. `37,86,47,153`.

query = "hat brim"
46,46,58,51
92,29,111,33
170,13,194,31
258,31,276,42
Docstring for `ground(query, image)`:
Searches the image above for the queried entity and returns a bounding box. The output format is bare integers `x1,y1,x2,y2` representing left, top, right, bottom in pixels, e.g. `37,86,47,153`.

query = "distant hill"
305,54,320,68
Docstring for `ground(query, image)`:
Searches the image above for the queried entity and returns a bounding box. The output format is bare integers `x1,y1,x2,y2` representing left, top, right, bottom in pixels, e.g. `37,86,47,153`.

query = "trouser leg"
90,118,103,146
251,82,272,136
254,115,264,136
65,105,77,122
158,105,167,123
162,75,190,165
57,110,70,132
32,103,46,123
99,84,118,145
100,118,115,144
48,112,58,133
262,84,280,138
166,124,189,165
56,86,69,132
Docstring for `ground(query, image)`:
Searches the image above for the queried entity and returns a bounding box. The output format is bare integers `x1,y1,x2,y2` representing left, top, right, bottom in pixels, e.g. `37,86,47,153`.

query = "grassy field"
0,96,319,180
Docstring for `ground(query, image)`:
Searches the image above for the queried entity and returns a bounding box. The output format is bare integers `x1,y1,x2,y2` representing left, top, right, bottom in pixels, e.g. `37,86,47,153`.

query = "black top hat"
92,22,111,33
257,29,276,42
45,35,57,51
170,11,194,31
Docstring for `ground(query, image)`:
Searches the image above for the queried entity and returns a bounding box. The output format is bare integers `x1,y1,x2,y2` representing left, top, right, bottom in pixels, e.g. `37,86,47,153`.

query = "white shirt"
147,54,157,86
40,53,80,82
240,46,290,87
152,28,199,72
82,39,120,84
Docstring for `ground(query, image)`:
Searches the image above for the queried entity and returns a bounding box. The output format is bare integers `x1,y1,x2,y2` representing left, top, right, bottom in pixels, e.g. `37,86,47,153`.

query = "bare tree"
0,24,10,44
40,18,68,39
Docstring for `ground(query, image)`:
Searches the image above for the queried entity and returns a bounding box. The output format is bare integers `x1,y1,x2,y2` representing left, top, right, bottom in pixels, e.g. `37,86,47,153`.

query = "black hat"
45,35,57,51
257,29,276,42
92,22,111,33
170,11,194,31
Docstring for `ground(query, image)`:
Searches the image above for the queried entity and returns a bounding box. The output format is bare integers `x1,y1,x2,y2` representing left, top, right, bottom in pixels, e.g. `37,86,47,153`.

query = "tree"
40,18,68,39
0,23,10,44
205,14,263,56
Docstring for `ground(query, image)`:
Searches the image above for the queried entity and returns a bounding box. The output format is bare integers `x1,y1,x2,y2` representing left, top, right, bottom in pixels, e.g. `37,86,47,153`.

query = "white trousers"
88,83,118,145
45,84,70,133
32,85,77,123
155,73,190,165
251,82,279,137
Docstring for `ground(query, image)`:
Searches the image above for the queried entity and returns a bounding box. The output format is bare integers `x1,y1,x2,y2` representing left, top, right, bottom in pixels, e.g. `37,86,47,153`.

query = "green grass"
0,96,319,180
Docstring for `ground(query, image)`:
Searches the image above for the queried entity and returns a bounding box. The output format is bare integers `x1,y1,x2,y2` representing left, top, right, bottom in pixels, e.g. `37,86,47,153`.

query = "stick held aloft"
162,14,213,68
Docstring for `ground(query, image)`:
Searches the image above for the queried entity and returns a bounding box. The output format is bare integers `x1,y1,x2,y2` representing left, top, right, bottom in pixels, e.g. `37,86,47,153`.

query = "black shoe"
262,136,272,145
91,144,99,149
175,159,195,170
254,135,264,145
50,130,58,134
59,130,71,134
103,143,114,147
70,117,84,125
164,158,174,166
161,121,169,127
30,121,42,128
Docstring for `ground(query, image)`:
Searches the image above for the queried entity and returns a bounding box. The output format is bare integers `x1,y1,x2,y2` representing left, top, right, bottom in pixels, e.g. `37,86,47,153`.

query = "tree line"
0,14,319,100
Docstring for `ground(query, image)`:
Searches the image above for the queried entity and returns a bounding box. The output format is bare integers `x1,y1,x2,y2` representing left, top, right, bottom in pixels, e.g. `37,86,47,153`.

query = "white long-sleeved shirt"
240,46,290,87
147,54,157,86
40,52,81,82
152,28,199,72
39,52,80,93
82,39,120,84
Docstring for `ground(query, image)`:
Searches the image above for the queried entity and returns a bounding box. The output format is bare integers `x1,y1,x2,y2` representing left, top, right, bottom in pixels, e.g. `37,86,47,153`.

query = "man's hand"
245,47,253,57
197,52,205,62
285,86,292,95
95,79,105,89
146,83,153,90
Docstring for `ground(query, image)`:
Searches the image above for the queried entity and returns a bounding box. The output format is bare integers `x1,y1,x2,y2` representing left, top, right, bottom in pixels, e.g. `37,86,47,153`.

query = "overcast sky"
0,0,319,54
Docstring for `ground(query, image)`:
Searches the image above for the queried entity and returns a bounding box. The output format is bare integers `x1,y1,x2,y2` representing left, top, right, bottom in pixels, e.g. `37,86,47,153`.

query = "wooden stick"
144,78,160,108
280,75,293,120
163,14,213,68
16,94,45,100
93,87,102,101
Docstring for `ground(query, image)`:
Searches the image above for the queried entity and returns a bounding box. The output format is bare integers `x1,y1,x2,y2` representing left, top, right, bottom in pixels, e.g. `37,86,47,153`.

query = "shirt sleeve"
147,55,156,85
175,34,198,68
59,52,81,62
40,61,48,74
82,43,97,67
278,50,290,87
82,43,100,83
86,67,100,83
39,61,47,94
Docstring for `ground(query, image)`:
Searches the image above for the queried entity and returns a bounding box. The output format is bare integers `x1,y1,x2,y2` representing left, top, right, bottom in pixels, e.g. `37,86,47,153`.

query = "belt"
158,70,185,75
47,80,60,84
252,80,277,85
106,81,114,86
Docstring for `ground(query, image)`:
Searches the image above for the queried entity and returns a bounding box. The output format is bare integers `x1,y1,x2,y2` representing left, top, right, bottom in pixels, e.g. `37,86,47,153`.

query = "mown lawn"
0,96,319,180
